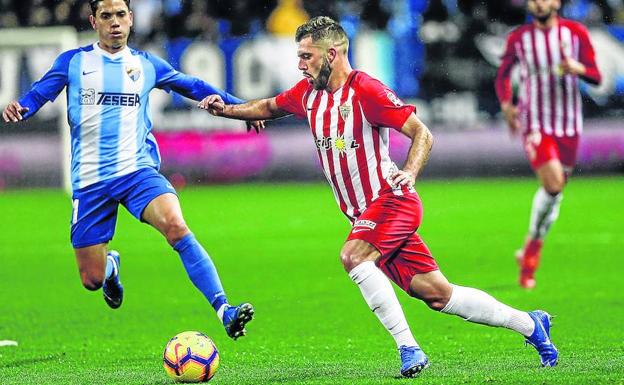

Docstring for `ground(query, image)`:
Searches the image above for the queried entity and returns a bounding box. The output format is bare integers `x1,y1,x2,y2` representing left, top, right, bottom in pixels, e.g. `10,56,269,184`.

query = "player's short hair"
295,16,349,54
89,0,131,16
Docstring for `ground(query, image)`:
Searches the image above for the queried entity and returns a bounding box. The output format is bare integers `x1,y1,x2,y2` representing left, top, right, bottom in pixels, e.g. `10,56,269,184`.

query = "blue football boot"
222,303,254,340
102,251,123,309
399,345,429,377
526,310,558,367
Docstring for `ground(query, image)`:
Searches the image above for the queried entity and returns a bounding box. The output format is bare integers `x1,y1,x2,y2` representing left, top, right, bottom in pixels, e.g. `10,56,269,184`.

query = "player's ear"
327,48,337,63
89,14,96,30
553,0,561,10
128,10,133,27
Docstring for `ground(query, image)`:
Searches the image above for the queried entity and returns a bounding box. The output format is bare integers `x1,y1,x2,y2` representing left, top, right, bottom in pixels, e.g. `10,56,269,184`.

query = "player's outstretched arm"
198,95,289,122
2,101,30,123
390,113,433,187
3,49,75,123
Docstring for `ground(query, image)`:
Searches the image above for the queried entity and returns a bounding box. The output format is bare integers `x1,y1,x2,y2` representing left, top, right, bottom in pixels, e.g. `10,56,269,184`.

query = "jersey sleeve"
575,24,601,85
357,77,415,130
275,79,310,118
18,49,76,120
146,52,245,104
495,31,519,105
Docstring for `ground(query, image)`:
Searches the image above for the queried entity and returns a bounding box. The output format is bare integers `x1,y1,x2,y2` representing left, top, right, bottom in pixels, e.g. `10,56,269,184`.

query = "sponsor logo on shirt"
315,135,360,155
96,92,141,106
352,219,376,233
354,219,376,229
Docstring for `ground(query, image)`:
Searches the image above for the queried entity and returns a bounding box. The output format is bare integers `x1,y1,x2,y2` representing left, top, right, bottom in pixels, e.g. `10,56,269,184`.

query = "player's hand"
2,101,29,123
501,102,521,136
390,169,416,188
197,95,225,116
559,56,586,76
246,120,265,133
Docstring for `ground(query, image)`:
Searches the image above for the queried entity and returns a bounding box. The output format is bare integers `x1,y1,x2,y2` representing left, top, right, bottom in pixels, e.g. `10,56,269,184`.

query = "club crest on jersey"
79,88,96,105
125,66,141,82
338,103,351,120
385,89,404,107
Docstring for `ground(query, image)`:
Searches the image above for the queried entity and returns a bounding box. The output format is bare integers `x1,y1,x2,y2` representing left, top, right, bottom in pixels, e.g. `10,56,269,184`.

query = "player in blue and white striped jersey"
2,0,256,340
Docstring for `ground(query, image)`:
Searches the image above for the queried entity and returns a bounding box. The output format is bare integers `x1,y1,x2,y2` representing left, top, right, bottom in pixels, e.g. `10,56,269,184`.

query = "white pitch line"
0,340,18,347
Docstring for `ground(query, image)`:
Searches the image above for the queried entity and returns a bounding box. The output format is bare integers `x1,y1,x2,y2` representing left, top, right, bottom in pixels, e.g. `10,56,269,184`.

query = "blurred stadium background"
0,0,622,189
1,2,623,384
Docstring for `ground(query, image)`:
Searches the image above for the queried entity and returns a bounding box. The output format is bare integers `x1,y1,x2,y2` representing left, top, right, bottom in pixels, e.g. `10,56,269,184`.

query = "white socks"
441,285,535,337
349,261,418,347
529,187,562,240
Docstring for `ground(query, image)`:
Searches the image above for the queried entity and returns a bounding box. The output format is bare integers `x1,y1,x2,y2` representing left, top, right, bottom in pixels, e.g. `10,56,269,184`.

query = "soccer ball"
163,331,220,383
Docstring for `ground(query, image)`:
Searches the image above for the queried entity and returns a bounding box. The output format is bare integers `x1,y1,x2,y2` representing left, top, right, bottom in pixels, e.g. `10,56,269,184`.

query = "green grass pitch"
0,177,622,384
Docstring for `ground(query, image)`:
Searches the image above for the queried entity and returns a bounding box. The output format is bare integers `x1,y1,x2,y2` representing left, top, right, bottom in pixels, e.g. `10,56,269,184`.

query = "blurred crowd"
0,0,400,42
1,0,622,38
417,0,624,112
1,0,622,116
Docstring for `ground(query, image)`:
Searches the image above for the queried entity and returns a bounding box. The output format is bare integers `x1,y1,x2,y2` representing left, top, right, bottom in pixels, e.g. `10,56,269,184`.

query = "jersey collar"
93,42,132,60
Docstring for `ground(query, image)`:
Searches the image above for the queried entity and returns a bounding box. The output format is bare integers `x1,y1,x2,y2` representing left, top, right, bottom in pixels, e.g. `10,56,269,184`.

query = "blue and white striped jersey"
19,42,243,190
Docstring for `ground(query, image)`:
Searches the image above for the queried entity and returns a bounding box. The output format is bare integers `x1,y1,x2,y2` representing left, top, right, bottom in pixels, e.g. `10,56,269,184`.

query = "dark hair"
295,16,348,48
89,0,131,16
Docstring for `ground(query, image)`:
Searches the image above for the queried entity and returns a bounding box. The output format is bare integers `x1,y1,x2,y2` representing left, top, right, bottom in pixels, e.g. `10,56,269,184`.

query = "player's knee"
544,180,564,195
162,217,189,244
543,174,565,194
410,279,452,311
340,251,366,272
419,290,451,311
80,272,103,291
425,296,450,311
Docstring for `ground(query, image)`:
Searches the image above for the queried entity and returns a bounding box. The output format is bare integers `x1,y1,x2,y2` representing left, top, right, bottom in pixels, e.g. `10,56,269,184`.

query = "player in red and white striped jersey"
495,0,601,289
199,16,559,374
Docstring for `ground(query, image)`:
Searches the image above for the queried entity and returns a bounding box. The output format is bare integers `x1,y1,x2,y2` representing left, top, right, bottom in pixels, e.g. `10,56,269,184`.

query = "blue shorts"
70,168,177,248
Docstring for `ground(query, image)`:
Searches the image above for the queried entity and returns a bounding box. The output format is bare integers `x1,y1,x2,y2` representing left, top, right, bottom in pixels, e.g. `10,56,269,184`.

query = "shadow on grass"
222,362,407,384
0,353,64,368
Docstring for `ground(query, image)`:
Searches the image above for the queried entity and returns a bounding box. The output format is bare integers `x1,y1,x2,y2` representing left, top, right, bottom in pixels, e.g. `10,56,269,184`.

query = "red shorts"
346,192,439,293
523,132,579,170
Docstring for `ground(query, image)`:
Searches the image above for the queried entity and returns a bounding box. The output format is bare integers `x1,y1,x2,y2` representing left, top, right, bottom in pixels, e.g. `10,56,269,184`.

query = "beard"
312,57,332,91
533,9,554,23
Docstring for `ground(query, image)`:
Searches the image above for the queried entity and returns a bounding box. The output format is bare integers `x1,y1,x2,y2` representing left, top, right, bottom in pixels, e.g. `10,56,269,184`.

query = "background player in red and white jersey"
495,0,601,289
199,16,559,375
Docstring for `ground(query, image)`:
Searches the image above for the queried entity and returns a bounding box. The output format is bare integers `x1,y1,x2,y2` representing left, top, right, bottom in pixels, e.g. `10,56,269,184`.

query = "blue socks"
173,233,228,312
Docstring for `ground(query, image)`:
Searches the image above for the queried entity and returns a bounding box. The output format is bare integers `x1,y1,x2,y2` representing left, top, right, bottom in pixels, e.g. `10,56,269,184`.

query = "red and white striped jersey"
495,17,601,138
276,71,416,223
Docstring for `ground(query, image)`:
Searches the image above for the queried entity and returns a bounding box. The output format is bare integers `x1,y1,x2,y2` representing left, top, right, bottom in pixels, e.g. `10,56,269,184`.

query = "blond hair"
295,16,349,53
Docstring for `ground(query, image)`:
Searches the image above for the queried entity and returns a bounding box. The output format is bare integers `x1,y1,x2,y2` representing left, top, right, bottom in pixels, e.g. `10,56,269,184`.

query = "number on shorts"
72,199,79,225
